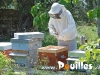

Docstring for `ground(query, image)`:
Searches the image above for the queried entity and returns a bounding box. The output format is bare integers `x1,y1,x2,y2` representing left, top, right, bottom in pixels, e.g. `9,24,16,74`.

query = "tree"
0,0,59,32
87,0,100,38
96,0,100,38
16,0,35,32
31,0,58,32
0,0,99,34
0,0,12,9
16,0,58,32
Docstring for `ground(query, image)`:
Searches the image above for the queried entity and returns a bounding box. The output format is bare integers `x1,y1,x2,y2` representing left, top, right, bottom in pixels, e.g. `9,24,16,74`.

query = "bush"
77,23,98,42
0,52,15,75
42,32,57,47
79,39,100,75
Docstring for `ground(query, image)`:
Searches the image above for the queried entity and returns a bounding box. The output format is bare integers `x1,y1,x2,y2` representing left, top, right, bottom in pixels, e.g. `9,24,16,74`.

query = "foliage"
77,23,98,42
31,3,50,31
42,32,57,47
30,0,81,32
0,52,26,75
0,52,15,75
59,0,81,10
0,0,13,8
59,0,71,10
17,0,34,15
30,0,58,32
87,6,100,19
79,39,100,74
30,0,86,32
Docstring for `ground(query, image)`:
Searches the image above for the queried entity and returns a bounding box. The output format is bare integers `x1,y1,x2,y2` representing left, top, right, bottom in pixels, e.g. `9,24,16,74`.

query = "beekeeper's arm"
60,11,76,39
48,18,57,36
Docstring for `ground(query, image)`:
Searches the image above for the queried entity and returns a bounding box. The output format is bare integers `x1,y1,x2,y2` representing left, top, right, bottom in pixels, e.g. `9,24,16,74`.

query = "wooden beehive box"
38,45,68,66
0,42,12,58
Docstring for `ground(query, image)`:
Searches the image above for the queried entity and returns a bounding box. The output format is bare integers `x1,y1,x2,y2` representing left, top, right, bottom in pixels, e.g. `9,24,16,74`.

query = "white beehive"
10,32,44,68
66,50,86,72
0,42,12,57
0,42,12,50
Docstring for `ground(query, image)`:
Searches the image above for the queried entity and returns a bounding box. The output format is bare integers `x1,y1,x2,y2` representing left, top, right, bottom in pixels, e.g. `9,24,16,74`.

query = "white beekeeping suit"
48,3,78,51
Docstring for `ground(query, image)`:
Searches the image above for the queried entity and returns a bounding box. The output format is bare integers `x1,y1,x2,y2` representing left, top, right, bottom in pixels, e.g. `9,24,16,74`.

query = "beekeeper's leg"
58,38,77,51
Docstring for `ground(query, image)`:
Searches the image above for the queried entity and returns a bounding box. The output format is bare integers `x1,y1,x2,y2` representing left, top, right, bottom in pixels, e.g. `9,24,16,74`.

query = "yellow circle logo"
64,64,70,70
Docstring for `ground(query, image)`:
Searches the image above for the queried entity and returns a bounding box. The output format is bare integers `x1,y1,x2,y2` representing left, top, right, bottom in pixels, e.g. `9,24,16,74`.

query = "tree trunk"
97,0,100,38
19,13,38,32
97,19,100,38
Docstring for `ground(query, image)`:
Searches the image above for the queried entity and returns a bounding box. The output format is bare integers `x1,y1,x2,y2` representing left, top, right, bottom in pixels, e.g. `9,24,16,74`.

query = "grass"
77,23,98,42
14,68,89,75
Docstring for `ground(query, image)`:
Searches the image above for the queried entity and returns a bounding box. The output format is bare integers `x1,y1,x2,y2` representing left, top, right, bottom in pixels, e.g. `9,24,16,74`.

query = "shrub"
42,32,57,47
0,52,15,75
77,23,98,42
79,39,100,75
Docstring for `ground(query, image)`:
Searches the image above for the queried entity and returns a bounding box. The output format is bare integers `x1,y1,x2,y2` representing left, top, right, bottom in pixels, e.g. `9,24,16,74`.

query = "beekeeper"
48,3,78,51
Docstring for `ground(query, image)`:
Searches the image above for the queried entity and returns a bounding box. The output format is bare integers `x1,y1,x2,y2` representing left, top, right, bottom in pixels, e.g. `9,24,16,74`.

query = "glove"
54,34,63,40
54,33,67,41
60,33,68,41
57,35,62,40
57,35,67,41
54,34,59,39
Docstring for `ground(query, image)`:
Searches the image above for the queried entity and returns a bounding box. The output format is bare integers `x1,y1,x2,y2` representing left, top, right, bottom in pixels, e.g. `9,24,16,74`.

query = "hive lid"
68,50,85,58
10,38,36,43
38,45,67,53
0,42,12,50
14,32,44,39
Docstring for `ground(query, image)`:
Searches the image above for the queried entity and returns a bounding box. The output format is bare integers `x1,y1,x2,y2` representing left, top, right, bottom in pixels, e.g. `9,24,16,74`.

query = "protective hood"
48,3,64,14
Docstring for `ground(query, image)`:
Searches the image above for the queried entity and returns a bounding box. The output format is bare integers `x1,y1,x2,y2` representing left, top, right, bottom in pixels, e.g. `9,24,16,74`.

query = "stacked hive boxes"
66,50,86,72
9,32,44,68
67,50,85,64
0,42,12,58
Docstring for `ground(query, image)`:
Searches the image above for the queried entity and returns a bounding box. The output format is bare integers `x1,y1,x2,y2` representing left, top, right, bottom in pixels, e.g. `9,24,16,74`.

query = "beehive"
38,45,68,66
0,42,12,58
10,32,44,68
